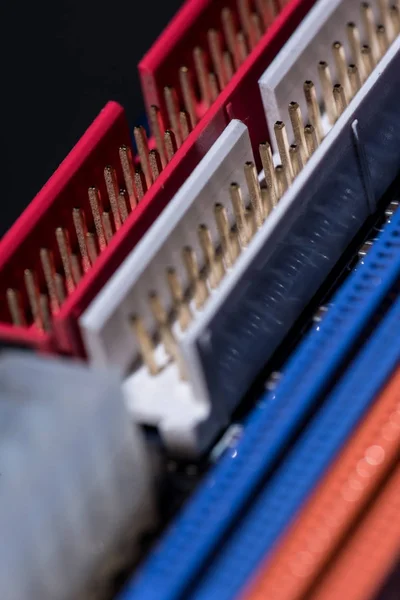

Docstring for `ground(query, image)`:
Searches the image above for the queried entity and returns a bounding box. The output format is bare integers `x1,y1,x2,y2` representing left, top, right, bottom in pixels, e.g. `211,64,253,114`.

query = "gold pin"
289,144,304,178
361,2,379,61
244,161,264,227
376,24,389,59
275,165,288,199
179,111,192,141
332,41,351,102
134,166,148,201
214,203,240,266
179,66,197,129
193,46,211,108
209,73,220,102
166,267,192,331
348,63,362,97
134,126,152,188
149,292,187,379
250,12,263,45
260,187,274,216
221,8,239,69
304,124,318,156
70,254,82,285
119,145,137,207
255,0,275,28
164,129,178,163
72,207,90,272
117,189,130,223
104,165,122,230
333,83,347,117
238,0,255,48
149,149,163,181
303,80,323,143
148,105,167,167
24,269,42,329
164,86,182,146
317,62,337,125
230,182,252,246
54,273,66,304
361,44,375,77
40,248,60,313
390,5,400,38
223,51,235,82
288,101,308,161
131,315,159,375
259,141,278,207
182,246,209,309
88,187,107,250
198,224,225,288
55,227,75,293
6,288,26,326
208,28,227,90
347,22,365,81
39,294,51,331
102,211,114,243
274,121,294,184
378,0,391,31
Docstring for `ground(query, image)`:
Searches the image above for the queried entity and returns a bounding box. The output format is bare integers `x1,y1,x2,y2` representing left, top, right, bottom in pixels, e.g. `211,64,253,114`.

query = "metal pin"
131,315,159,375
102,211,114,243
118,145,137,206
70,254,82,285
164,129,178,162
182,246,209,309
104,165,122,230
303,80,323,143
376,24,389,59
208,73,220,102
198,224,225,288
117,189,130,223
193,47,211,108
236,31,248,65
275,165,288,199
164,86,182,146
55,227,75,293
148,105,167,167
289,144,304,178
361,44,375,77
86,232,98,266
260,187,274,216
208,28,227,90
259,141,278,207
238,0,255,48
230,182,251,246
347,22,365,80
39,295,51,331
348,63,362,97
332,41,351,102
288,101,308,161
318,61,337,125
214,203,240,266
179,111,192,141
361,2,379,61
149,292,186,378
244,161,264,226
179,66,197,130
223,51,235,82
166,268,192,331
221,8,239,69
255,0,276,28
333,83,347,117
390,5,400,38
305,124,318,156
72,207,90,272
134,167,147,201
149,149,163,181
274,121,294,184
134,126,152,188
378,0,391,31
88,187,107,250
24,269,42,329
54,274,66,303
250,12,263,45
40,248,59,312
6,289,26,326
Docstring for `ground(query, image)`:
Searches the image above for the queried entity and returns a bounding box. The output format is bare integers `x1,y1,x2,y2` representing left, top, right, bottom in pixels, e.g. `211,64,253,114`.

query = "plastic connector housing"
0,352,155,600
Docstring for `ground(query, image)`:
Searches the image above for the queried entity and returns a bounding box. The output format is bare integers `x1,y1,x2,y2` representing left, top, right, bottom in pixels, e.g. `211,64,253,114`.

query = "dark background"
2,0,184,237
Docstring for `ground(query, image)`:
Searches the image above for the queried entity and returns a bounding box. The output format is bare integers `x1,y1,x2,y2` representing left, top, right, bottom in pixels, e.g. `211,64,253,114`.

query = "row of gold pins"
156,1,278,151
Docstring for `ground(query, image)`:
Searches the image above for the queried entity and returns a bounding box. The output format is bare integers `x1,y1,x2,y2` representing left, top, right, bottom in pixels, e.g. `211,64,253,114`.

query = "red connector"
0,0,316,355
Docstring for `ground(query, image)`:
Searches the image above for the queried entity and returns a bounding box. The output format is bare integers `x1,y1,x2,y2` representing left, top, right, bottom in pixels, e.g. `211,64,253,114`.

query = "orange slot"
241,367,400,600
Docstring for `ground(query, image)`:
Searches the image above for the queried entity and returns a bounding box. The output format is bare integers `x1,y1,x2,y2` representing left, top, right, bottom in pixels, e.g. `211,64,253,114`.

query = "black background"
2,0,184,237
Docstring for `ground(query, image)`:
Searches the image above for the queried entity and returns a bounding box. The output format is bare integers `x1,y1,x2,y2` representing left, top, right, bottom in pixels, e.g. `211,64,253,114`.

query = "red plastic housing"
0,0,316,356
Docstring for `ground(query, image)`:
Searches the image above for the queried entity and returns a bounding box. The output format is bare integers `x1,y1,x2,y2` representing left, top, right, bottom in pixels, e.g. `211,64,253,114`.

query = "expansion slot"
242,367,400,600
117,186,400,599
